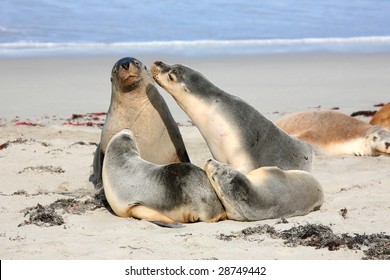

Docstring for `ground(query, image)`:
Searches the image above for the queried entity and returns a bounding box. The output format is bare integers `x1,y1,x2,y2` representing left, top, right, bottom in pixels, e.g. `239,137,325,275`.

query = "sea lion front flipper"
90,144,104,189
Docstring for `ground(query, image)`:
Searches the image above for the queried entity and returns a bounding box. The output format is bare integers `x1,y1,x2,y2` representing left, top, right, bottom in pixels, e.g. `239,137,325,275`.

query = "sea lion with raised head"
91,57,190,188
151,61,313,173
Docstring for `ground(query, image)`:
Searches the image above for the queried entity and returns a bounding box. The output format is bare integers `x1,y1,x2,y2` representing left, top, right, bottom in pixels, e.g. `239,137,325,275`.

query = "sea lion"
102,129,226,224
151,61,313,173
92,57,190,188
370,102,390,128
204,159,323,221
276,110,390,156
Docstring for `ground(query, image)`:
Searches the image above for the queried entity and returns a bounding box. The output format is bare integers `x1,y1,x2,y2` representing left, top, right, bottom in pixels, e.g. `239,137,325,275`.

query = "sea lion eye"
168,71,176,82
134,61,140,67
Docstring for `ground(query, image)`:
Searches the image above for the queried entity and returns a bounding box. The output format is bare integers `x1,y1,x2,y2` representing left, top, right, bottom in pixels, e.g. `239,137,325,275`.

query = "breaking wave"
1,36,390,56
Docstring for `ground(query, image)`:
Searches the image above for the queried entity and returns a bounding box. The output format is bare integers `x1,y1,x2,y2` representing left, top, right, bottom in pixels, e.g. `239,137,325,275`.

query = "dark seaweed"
19,195,105,227
350,110,377,117
216,223,390,260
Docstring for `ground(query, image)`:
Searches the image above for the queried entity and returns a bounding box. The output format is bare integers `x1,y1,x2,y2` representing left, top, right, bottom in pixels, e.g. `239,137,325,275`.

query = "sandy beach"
0,53,389,260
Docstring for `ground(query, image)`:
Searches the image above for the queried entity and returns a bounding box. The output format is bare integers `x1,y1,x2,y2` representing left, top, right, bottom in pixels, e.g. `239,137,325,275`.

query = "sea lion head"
370,102,390,128
204,159,250,220
106,129,141,159
111,57,149,93
150,60,216,100
365,125,390,156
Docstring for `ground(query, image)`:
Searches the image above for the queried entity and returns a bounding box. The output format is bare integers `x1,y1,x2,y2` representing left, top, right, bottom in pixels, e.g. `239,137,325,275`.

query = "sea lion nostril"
385,142,390,149
154,60,164,67
121,61,130,71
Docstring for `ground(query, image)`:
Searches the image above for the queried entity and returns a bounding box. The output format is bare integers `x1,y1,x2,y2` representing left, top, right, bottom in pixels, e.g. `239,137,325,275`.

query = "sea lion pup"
91,57,190,188
370,102,390,128
204,159,323,221
102,129,227,225
276,110,390,156
151,61,313,173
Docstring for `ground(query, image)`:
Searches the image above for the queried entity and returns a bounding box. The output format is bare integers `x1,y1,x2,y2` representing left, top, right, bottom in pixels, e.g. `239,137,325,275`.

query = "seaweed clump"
19,197,104,227
216,223,390,260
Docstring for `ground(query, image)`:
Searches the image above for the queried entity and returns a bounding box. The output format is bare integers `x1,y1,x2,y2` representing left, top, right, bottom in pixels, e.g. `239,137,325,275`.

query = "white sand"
0,53,389,260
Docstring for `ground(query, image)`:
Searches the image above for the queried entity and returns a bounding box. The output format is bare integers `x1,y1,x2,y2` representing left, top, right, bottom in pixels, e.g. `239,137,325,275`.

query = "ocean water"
1,0,390,57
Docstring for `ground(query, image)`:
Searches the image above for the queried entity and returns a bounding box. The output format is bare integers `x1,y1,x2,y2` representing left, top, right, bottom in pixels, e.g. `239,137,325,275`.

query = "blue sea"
1,0,390,57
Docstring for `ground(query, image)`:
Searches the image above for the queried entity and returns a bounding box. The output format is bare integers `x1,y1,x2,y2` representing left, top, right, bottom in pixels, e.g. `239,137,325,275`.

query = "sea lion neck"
108,83,150,114
111,78,150,98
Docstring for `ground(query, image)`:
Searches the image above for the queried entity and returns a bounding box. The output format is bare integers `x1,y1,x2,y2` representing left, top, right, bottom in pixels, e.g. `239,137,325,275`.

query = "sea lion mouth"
150,65,164,88
150,63,159,76
151,61,175,89
120,78,141,92
123,74,140,83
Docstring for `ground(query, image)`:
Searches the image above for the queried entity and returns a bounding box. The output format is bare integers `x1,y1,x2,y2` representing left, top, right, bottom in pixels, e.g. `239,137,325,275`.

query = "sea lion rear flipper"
131,204,182,227
151,221,184,228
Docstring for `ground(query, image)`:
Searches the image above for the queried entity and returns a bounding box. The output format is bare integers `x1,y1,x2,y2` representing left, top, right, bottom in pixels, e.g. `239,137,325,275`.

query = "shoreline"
2,36,390,58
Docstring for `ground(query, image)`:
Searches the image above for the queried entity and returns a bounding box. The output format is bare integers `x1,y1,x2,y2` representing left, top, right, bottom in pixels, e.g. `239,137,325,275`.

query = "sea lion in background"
102,129,227,224
276,110,390,156
204,159,323,221
370,102,390,128
151,61,313,173
91,57,190,188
